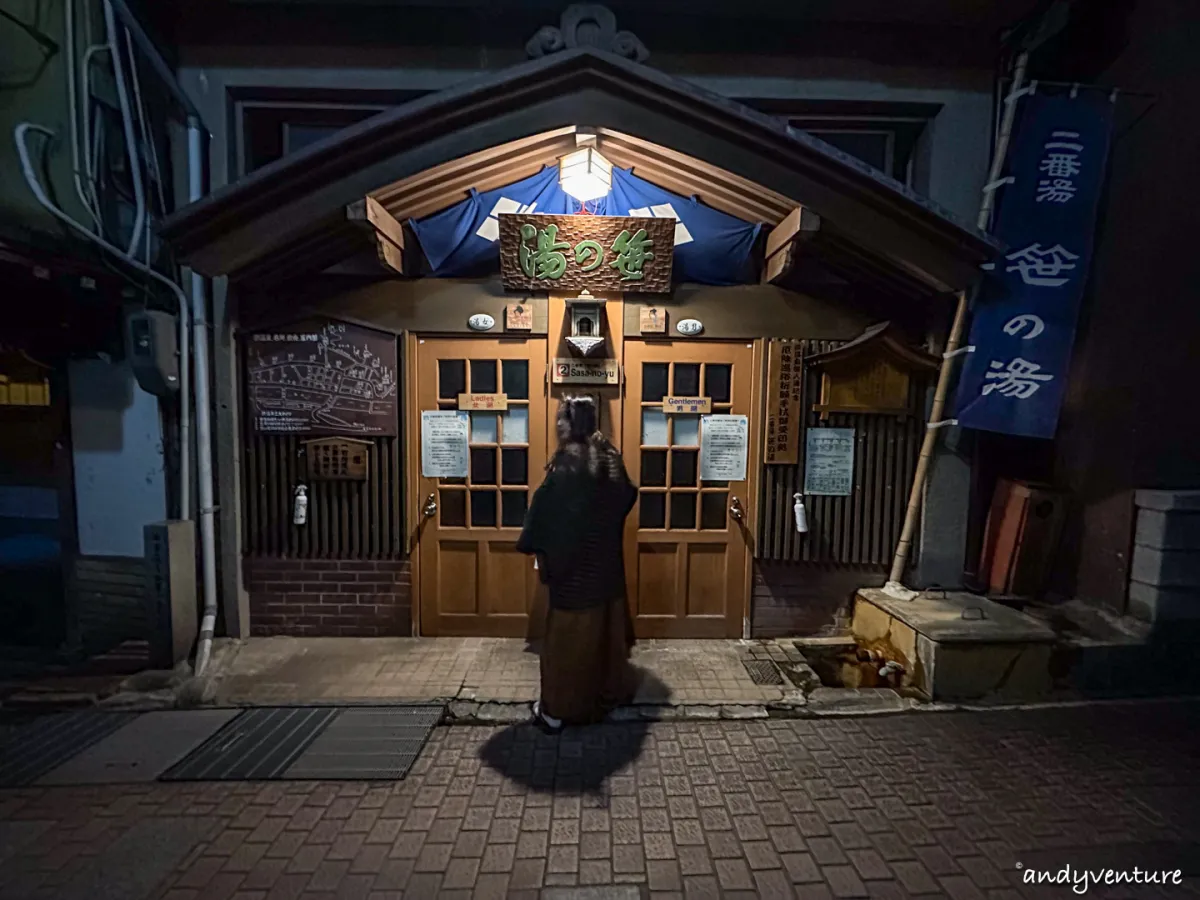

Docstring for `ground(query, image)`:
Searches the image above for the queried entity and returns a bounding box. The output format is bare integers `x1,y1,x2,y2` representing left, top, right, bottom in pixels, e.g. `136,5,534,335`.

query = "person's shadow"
477,666,670,801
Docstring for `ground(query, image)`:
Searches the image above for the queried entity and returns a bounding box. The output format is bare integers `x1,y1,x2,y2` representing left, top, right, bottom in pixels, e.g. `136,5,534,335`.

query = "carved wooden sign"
499,214,674,294
764,340,802,465
303,437,371,481
458,393,508,411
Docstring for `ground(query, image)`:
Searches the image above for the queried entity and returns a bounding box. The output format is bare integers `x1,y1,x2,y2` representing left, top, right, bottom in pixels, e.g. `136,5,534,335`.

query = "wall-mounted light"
559,146,613,204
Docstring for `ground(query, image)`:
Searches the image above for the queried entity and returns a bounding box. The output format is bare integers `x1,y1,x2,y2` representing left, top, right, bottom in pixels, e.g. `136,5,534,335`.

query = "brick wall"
244,558,412,637
751,561,885,638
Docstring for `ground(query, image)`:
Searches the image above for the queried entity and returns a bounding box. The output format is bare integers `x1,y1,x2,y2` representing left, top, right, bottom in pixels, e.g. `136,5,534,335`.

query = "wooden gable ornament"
807,321,938,419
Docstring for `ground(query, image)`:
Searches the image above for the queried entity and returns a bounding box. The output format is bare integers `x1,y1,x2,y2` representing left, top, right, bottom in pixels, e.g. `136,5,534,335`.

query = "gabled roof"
807,321,941,372
161,47,998,292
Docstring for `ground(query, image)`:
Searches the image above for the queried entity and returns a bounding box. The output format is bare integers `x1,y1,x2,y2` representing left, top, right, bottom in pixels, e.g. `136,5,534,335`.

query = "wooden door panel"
623,340,757,639
417,338,546,636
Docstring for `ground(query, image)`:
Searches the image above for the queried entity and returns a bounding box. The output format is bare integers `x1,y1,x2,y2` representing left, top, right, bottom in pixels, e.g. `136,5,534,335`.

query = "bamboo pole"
887,50,1030,588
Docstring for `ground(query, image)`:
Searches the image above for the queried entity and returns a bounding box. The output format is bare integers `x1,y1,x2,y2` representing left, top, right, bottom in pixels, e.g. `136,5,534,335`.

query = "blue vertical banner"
954,89,1115,438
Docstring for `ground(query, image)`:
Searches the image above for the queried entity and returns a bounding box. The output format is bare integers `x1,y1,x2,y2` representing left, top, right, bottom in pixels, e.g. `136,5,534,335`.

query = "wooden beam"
347,196,407,276
762,206,820,284
347,197,405,249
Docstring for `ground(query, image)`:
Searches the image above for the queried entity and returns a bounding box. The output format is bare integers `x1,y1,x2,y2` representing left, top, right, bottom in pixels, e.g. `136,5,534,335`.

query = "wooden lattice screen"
241,434,404,559
758,339,924,565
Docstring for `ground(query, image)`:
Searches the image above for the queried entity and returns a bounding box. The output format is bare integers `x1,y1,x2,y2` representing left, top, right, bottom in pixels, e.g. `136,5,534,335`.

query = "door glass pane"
438,359,465,400
470,412,498,444
500,407,528,444
705,364,732,403
701,492,728,530
670,493,697,530
673,415,699,447
501,448,528,486
642,409,669,446
642,363,669,402
671,450,697,487
502,359,529,400
673,363,700,397
641,450,667,487
440,489,466,527
471,490,497,527
502,490,528,527
470,359,498,393
639,492,666,529
471,448,497,485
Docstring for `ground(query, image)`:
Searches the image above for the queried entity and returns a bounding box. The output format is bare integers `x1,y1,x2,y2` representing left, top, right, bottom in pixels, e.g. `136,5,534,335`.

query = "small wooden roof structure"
161,48,999,300
807,321,941,372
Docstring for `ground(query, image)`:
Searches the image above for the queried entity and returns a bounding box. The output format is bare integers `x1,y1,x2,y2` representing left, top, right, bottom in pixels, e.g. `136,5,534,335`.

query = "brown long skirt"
540,597,637,725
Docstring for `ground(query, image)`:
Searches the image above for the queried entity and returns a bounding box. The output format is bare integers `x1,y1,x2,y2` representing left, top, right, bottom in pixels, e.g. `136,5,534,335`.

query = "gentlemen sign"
499,214,674,293
955,89,1114,438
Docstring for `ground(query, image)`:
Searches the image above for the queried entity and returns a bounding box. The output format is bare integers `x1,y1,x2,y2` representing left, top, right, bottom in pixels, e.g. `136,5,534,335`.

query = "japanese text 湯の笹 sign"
498,214,675,293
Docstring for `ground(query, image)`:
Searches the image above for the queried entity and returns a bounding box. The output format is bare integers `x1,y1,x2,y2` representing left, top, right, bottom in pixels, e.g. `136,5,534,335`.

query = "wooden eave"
807,321,941,372
161,48,999,294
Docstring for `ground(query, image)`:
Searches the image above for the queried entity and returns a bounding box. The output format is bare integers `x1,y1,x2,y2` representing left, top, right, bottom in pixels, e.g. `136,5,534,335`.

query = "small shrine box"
303,437,372,480
807,321,939,419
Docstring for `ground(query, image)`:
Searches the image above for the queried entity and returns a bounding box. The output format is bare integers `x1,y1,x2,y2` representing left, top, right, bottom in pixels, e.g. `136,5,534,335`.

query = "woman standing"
517,395,638,732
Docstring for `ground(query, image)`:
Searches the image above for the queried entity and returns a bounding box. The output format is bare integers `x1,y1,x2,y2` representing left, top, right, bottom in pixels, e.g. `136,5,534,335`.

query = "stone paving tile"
2,703,1199,899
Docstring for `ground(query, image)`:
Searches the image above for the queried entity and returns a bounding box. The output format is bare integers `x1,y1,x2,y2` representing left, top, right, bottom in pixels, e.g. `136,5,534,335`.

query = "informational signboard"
663,396,712,415
246,320,398,435
804,427,855,496
699,415,749,482
303,438,371,481
499,214,675,294
551,358,620,385
764,340,802,464
421,411,469,478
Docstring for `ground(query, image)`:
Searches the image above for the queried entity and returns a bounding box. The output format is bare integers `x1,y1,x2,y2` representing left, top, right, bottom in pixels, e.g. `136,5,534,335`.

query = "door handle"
422,493,437,518
730,496,744,521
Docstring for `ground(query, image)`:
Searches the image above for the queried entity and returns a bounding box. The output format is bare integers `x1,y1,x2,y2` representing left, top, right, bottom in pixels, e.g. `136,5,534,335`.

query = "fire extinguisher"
793,493,808,534
293,485,308,525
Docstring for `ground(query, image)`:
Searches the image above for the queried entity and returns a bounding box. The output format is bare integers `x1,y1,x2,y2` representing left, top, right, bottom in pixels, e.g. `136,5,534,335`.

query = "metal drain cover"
742,660,785,686
0,711,138,788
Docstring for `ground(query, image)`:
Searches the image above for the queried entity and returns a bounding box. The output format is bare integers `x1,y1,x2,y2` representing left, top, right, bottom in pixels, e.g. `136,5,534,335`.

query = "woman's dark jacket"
516,441,637,611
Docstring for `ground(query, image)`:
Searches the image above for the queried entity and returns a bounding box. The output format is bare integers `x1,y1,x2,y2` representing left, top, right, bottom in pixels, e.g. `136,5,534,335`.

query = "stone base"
852,589,1057,702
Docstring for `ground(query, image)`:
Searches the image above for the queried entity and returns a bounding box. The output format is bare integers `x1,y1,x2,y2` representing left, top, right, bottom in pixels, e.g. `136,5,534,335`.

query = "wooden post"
887,50,1029,587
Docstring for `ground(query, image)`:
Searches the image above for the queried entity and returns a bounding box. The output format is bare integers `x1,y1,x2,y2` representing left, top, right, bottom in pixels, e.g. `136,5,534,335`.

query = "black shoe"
530,701,563,735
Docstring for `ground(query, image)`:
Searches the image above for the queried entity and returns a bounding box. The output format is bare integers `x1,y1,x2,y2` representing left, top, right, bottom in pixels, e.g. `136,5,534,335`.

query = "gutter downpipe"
188,118,219,676
100,0,216,670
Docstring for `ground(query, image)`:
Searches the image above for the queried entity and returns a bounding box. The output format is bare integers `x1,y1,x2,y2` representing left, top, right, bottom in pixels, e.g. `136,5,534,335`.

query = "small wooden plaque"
764,340,801,465
662,396,712,414
506,304,533,331
458,393,509,411
303,437,371,480
551,358,620,385
639,306,667,334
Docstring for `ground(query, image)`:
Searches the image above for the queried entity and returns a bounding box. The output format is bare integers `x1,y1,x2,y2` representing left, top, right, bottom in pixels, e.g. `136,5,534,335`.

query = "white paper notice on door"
804,427,855,496
421,410,470,478
699,415,749,482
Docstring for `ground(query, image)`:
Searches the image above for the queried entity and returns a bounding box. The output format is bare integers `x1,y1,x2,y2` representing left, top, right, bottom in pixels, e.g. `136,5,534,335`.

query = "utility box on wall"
145,520,197,668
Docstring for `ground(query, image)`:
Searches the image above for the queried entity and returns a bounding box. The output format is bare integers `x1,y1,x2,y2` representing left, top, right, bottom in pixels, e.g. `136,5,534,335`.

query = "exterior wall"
175,45,996,637
1048,0,1200,613
67,359,166,558
0,0,90,236
243,558,412,637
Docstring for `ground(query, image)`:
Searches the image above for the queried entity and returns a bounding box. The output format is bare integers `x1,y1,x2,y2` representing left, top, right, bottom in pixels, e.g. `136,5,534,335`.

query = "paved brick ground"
2,701,1199,899
213,637,810,706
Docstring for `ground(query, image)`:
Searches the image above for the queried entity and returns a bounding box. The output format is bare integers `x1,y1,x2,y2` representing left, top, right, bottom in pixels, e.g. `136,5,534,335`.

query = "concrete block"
1127,580,1200,624
1135,509,1200,550
1135,489,1200,512
1131,544,1200,588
